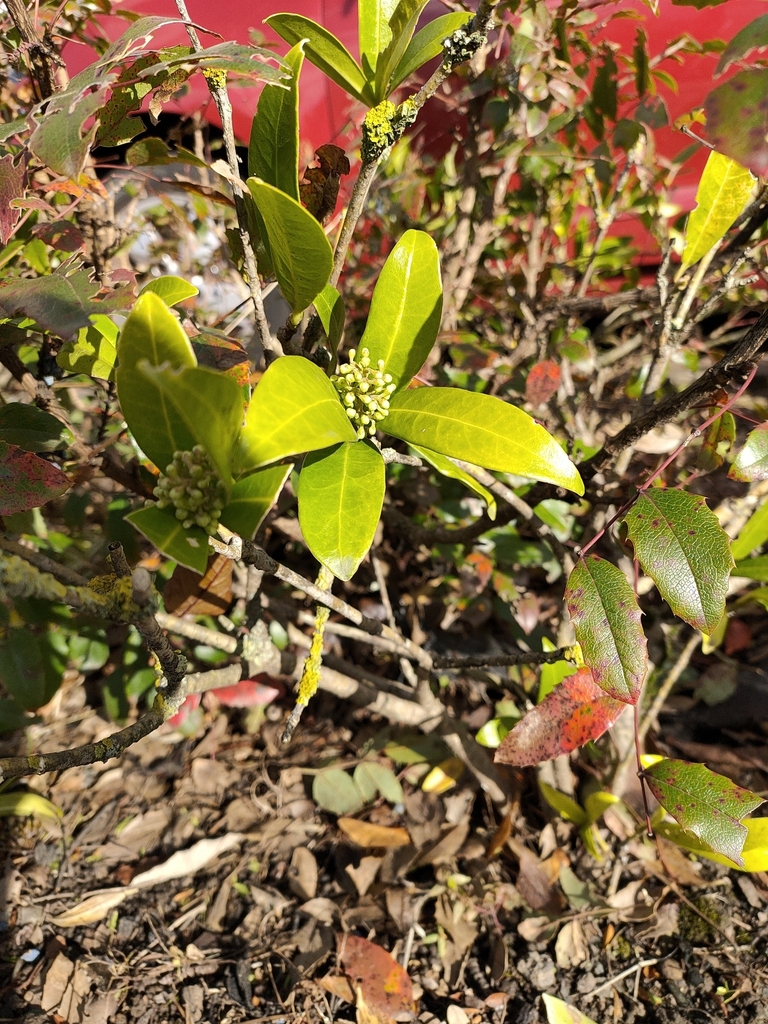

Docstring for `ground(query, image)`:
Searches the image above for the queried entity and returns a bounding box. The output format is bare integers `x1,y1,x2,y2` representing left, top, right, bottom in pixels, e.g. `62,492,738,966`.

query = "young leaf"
729,422,768,482
126,504,209,574
542,994,599,1024
409,443,497,519
298,440,385,581
314,284,345,361
681,151,755,270
494,667,625,766
0,405,66,453
139,276,199,307
0,441,70,514
374,0,430,102
539,781,587,826
705,69,768,179
57,313,119,381
220,463,291,540
643,758,763,867
236,356,355,473
389,12,471,92
249,40,304,200
732,555,768,580
360,229,442,391
731,500,768,561
266,14,373,105
622,489,733,634
385,388,584,494
359,0,398,81
565,555,647,704
246,178,333,314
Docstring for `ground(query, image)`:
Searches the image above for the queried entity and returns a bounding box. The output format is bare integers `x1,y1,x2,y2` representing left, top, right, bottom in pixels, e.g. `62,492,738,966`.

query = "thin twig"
584,959,659,1001
433,647,577,670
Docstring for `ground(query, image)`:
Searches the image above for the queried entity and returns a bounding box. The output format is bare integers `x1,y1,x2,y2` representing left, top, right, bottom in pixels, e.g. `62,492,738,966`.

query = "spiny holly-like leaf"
730,423,768,482
565,555,647,704
0,441,70,514
622,489,733,634
705,70,768,179
526,360,561,407
494,667,625,766
681,151,755,270
643,758,764,867
0,154,25,245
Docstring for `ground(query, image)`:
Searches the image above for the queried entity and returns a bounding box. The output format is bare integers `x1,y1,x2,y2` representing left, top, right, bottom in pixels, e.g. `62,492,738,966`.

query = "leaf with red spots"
338,934,416,1022
0,442,70,515
622,489,733,634
494,668,625,766
565,555,646,704
643,758,764,867
526,360,561,407
730,422,768,482
705,69,768,179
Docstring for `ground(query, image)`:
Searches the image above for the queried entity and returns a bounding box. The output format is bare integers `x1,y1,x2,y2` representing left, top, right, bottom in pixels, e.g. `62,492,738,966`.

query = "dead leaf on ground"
289,846,318,901
516,848,567,915
49,888,138,928
347,855,383,897
339,934,416,1024
338,817,411,849
555,919,588,969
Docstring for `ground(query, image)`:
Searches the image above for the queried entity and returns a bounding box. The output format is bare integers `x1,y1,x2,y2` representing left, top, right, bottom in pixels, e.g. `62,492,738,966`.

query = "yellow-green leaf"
0,791,62,822
542,994,598,1024
681,151,755,270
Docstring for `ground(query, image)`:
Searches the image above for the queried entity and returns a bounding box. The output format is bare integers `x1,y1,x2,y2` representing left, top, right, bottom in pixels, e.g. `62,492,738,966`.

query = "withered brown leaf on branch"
300,144,351,223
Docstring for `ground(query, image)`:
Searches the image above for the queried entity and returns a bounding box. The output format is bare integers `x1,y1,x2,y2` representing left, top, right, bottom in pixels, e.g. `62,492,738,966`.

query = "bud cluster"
152,445,227,535
331,347,396,439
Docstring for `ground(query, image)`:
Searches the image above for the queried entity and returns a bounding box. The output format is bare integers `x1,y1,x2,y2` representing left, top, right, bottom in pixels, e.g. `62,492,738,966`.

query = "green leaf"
125,504,209,574
0,441,70,514
57,313,119,381
542,994,599,1024
716,13,768,75
583,790,620,827
729,423,768,482
359,0,398,82
732,555,768,581
298,440,385,581
249,41,304,200
0,698,33,735
126,137,207,168
374,0,429,102
538,637,577,702
643,758,763,867
314,284,345,362
0,268,106,340
353,761,404,805
313,767,365,815
266,14,372,105
140,276,199,307
389,12,471,92
705,69,768,180
246,177,333,314
409,443,496,519
385,388,584,494
0,629,65,711
671,0,728,7
622,489,733,634
236,356,355,473
655,817,768,873
731,500,768,561
0,791,62,823
115,292,197,472
539,781,587,826
565,555,647,704
360,229,442,391
681,151,755,270
29,91,104,179
0,404,66,453
220,463,291,539
137,364,243,487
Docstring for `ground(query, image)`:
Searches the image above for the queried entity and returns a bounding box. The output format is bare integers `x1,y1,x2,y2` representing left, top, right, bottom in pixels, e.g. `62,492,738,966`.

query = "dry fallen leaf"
49,888,138,928
289,846,318,901
339,934,416,1024
338,817,411,849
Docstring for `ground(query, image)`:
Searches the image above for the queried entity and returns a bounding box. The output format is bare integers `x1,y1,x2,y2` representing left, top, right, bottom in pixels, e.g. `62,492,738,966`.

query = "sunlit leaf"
542,994,599,1024
314,284,345,361
539,781,587,826
526,360,561,407
730,422,768,482
339,935,416,1020
410,444,496,519
681,151,755,270
565,555,647,704
389,12,470,92
140,275,199,307
313,768,365,815
622,489,733,634
732,555,768,580
656,817,768,873
249,40,304,200
57,313,119,380
0,791,61,822
0,268,107,340
220,463,291,539
126,503,209,574
266,14,372,105
731,500,768,561
373,0,429,102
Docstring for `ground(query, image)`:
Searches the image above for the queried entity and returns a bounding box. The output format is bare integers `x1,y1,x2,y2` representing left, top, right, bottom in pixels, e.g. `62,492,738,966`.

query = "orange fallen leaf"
339,935,416,1024
337,818,411,849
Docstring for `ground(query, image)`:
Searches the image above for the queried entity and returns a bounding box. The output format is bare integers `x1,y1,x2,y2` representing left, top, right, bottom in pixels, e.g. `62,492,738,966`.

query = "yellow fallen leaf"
337,818,411,849
421,757,465,794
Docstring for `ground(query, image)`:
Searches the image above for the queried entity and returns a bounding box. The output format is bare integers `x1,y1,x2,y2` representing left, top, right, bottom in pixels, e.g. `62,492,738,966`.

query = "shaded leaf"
0,698,33,735
50,889,135,928
622,489,733,633
565,555,647,703
682,151,755,270
671,0,728,7
730,422,768,482
390,12,472,92
140,275,199,307
0,405,66,453
386,387,584,494
163,555,233,617
138,42,288,82
0,269,102,340
220,463,291,539
266,14,372,105
353,761,404,805
410,443,496,519
29,91,105,178
526,360,561,407
313,768,364,815
126,137,207,168
731,499,768,560
31,220,85,253
314,283,345,360
495,668,625,766
249,40,304,200
339,935,416,1020
191,330,250,397
125,504,209,574
57,313,118,381
539,781,587,826
732,555,768,580
643,758,763,867
0,628,65,711
236,356,355,473
705,70,768,179
0,441,69,514
299,441,385,580
0,154,25,245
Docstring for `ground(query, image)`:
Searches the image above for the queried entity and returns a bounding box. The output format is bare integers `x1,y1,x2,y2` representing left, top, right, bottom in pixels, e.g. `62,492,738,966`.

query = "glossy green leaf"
359,0,396,81
622,489,733,634
313,767,365,815
0,629,65,711
542,994,598,1024
57,313,119,380
655,817,768,873
681,151,755,270
731,500,768,561
732,555,768,580
139,275,199,307
539,781,587,826
0,441,70,514
385,388,584,494
390,12,469,91
125,504,209,574
220,463,291,539
409,443,496,519
246,177,333,314
137,363,243,487
236,356,355,472
249,41,304,200
361,230,442,391
374,0,429,101
0,791,62,823
266,14,372,105
643,758,763,867
314,284,345,362
729,423,768,482
0,404,66,453
299,440,385,580
565,555,647,704
705,69,768,179
116,292,197,472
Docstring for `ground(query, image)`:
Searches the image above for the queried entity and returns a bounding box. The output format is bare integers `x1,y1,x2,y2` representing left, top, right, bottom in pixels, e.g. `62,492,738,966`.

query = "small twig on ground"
584,959,660,1001
433,647,577,670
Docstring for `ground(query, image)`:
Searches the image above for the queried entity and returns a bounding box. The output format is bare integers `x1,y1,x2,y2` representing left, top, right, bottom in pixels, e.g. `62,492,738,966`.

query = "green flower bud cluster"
331,347,396,439
152,445,227,535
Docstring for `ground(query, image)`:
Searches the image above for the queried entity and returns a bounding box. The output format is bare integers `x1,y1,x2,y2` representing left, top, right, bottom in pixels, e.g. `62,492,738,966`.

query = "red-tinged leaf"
208,675,282,709
622,489,733,634
526,360,561,407
705,69,768,179
338,934,416,1021
163,555,233,617
31,220,85,253
0,442,70,514
0,269,102,339
494,667,625,766
0,154,26,245
167,691,200,728
729,423,768,482
643,758,764,867
191,332,250,397
565,555,647,704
